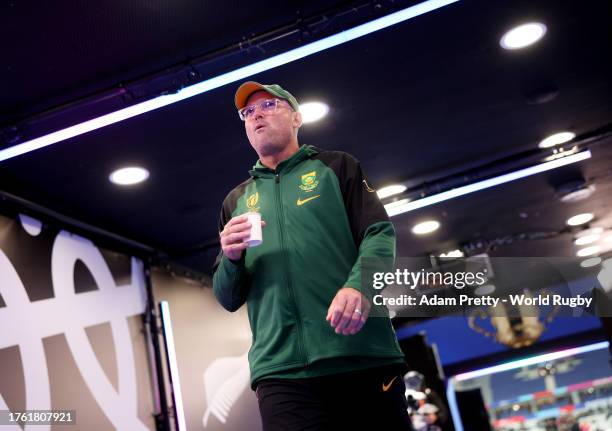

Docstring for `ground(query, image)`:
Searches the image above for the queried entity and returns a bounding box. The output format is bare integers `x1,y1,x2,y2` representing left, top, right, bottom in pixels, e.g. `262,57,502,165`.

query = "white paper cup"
245,212,262,247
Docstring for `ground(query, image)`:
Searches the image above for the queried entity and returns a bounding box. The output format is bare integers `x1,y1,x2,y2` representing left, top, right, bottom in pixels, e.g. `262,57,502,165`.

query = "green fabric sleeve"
343,221,396,295
212,255,248,312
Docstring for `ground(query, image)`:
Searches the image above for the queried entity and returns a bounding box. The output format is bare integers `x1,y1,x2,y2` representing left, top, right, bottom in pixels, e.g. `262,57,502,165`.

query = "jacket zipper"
274,173,308,366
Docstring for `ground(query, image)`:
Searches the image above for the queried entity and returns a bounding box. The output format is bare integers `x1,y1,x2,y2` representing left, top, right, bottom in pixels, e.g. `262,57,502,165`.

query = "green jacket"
212,145,404,386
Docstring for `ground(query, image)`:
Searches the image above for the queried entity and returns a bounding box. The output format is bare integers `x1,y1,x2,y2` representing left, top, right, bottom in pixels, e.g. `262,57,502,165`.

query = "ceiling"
1,0,611,279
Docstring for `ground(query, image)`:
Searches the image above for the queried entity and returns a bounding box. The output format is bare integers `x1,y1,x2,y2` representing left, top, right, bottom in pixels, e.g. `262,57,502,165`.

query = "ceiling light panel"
109,167,150,185
299,102,329,123
412,220,440,235
377,184,407,199
567,213,594,226
500,22,547,50
576,246,600,257
539,131,576,148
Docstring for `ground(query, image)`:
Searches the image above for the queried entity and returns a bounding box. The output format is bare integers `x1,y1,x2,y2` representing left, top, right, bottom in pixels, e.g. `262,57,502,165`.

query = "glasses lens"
239,106,254,121
239,99,279,121
262,99,277,111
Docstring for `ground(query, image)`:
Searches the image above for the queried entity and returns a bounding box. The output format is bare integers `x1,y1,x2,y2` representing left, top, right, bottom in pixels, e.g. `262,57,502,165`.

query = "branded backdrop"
153,271,261,431
0,211,155,430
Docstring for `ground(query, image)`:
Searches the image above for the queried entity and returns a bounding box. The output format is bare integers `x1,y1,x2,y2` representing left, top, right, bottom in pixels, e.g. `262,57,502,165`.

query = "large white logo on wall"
202,352,250,427
0,215,148,431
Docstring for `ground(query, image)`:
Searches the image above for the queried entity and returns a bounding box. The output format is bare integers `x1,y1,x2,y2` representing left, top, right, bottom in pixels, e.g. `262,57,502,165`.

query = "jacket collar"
249,145,318,178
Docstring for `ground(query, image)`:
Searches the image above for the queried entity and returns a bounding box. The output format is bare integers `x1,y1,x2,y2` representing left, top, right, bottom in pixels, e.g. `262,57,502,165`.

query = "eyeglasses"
238,98,288,121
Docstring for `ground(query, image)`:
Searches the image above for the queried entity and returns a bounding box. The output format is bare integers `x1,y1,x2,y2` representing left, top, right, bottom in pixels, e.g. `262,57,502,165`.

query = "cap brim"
235,81,266,110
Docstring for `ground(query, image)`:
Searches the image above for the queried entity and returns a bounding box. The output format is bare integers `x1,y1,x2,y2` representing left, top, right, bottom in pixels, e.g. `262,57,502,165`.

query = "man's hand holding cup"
220,213,265,261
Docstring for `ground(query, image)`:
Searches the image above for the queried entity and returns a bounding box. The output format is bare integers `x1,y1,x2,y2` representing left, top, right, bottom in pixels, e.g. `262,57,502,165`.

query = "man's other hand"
220,214,266,261
326,287,371,335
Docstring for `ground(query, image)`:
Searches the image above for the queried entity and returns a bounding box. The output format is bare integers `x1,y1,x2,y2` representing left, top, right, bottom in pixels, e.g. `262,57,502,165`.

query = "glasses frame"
238,98,289,121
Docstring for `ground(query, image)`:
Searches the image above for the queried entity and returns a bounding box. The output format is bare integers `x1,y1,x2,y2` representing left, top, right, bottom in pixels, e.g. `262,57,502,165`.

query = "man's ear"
292,110,303,129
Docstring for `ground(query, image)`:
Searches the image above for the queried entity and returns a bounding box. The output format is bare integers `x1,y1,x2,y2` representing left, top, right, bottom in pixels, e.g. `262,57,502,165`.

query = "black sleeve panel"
314,149,391,247
211,177,253,273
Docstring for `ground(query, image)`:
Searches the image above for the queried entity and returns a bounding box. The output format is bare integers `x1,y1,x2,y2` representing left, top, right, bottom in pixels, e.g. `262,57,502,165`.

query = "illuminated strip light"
159,301,187,431
446,378,464,431
386,150,592,216
0,0,460,163
453,341,609,382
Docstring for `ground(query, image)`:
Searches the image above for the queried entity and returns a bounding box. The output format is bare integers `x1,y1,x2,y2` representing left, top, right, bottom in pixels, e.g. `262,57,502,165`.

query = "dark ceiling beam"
396,123,612,203
1,0,414,146
0,190,160,259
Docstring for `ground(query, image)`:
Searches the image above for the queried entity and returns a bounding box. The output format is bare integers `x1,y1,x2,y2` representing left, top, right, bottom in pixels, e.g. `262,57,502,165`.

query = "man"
213,81,412,430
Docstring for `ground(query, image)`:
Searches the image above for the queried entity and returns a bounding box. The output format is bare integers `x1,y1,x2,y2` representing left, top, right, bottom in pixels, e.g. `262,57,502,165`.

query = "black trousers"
256,365,414,431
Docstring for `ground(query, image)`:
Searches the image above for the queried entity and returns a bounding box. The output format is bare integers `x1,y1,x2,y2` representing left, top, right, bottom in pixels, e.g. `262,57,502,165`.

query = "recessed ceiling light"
539,131,576,149
576,246,600,257
574,233,601,246
559,184,595,203
299,102,329,123
500,22,547,50
412,220,440,235
109,166,149,185
585,227,604,235
580,257,602,268
440,249,464,258
377,184,407,199
566,213,594,226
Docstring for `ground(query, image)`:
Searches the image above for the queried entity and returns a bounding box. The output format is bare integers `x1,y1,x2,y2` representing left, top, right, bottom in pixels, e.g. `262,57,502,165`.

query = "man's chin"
254,141,284,157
